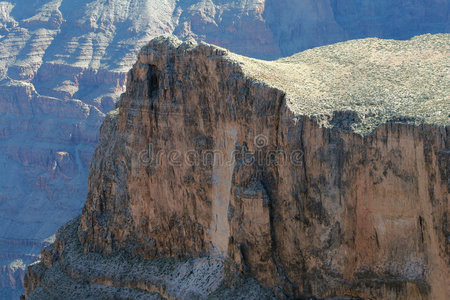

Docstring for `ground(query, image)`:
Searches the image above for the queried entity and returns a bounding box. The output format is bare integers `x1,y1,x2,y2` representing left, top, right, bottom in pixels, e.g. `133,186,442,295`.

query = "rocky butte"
22,34,449,299
1,0,449,297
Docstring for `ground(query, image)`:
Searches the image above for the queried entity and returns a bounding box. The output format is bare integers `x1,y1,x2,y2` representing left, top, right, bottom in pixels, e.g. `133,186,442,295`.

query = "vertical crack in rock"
210,125,237,256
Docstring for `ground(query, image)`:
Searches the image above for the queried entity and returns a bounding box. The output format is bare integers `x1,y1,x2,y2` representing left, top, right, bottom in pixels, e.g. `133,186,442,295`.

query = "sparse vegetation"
228,34,449,135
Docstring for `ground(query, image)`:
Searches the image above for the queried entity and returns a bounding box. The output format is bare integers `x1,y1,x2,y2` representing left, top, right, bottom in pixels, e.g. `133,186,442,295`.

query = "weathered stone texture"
26,35,449,299
2,1,448,296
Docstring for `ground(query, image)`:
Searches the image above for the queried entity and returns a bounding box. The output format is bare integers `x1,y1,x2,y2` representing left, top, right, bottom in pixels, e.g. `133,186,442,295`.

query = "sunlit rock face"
24,34,449,299
0,0,448,297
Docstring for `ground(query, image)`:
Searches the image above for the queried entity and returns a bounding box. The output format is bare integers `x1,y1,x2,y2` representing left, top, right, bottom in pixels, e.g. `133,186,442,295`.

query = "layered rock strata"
24,34,449,299
1,0,449,297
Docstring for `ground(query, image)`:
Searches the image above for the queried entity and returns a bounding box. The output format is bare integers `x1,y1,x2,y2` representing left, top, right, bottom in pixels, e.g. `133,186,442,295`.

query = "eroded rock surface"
24,35,449,299
1,0,449,297
24,217,275,299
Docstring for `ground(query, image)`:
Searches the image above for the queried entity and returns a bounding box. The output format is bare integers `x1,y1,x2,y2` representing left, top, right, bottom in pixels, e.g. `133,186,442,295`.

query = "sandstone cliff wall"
1,1,449,297
23,36,450,299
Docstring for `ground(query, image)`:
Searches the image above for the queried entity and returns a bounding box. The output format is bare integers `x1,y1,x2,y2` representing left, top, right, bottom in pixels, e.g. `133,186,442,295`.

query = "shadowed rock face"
24,35,449,299
0,0,448,297
263,0,449,57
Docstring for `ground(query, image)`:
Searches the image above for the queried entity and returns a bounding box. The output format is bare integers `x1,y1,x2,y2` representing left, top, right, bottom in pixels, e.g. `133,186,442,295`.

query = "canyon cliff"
23,34,449,299
1,0,449,297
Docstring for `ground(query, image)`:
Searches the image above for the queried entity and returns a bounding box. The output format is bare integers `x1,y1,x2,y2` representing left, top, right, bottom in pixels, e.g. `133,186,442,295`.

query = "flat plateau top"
231,34,450,134
148,34,449,135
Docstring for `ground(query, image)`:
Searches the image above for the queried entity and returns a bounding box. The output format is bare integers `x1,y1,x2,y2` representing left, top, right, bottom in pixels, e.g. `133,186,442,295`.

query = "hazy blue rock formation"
263,0,449,57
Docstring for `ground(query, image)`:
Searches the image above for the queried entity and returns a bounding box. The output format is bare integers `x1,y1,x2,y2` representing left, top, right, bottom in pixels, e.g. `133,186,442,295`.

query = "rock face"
24,216,275,299
1,0,448,297
24,34,449,299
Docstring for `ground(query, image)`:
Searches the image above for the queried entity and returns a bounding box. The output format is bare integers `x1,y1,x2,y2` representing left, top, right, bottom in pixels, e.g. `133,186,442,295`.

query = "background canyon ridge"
0,0,449,297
